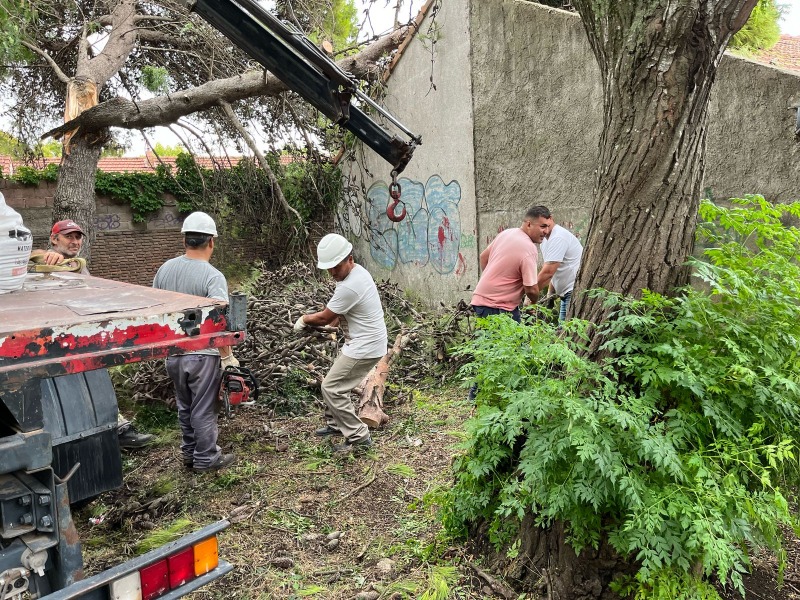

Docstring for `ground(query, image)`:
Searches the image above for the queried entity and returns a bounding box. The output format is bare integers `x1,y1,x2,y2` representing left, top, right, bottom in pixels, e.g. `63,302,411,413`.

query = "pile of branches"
117,262,473,410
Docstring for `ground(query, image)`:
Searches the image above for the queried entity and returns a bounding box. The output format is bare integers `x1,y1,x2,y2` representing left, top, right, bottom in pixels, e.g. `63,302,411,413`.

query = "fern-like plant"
444,195,800,599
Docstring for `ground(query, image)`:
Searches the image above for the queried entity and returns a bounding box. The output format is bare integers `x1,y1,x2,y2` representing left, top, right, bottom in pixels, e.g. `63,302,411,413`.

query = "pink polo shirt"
471,228,538,311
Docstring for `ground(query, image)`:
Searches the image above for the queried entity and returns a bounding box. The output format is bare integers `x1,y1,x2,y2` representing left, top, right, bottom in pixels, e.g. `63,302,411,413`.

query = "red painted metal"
0,273,245,382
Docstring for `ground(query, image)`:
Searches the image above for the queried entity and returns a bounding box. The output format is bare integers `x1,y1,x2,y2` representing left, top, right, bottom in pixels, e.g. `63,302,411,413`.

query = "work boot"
118,426,156,449
315,425,341,437
182,456,194,469
193,453,236,473
333,437,373,456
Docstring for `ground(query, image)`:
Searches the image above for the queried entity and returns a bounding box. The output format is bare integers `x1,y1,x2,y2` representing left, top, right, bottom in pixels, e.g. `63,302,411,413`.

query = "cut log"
357,331,410,428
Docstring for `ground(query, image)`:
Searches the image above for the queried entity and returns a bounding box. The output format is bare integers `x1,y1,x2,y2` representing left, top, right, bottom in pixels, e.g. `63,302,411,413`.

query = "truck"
0,2,419,597
0,272,246,599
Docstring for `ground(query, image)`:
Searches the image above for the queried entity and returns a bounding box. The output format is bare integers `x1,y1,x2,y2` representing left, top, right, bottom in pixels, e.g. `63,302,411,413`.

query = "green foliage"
95,170,167,221
0,131,23,156
153,142,185,157
135,518,194,554
11,163,58,185
730,0,781,53
141,65,170,94
0,0,36,75
443,195,800,598
419,565,459,600
0,131,61,159
277,0,357,51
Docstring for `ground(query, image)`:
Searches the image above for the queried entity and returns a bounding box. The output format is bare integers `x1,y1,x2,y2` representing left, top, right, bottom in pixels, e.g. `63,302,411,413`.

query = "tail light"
110,536,220,600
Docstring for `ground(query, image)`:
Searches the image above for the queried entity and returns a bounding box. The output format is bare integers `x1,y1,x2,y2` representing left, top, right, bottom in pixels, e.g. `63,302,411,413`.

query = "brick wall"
2,181,272,286
91,230,185,285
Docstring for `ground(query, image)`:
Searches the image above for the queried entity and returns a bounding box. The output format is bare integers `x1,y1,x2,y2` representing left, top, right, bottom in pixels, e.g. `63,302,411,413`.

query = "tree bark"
474,517,636,600
52,135,104,263
504,2,758,597
569,0,758,334
356,331,409,428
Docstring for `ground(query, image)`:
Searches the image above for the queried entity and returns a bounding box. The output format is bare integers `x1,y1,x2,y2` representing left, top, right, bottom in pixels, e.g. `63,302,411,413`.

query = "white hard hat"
317,233,353,269
181,211,217,237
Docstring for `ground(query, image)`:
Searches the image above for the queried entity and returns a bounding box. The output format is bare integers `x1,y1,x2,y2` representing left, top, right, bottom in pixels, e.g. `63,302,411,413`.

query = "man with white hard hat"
295,233,388,455
153,212,238,473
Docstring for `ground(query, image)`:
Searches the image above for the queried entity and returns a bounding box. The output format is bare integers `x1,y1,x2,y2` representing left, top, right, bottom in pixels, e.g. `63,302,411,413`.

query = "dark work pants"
166,354,222,469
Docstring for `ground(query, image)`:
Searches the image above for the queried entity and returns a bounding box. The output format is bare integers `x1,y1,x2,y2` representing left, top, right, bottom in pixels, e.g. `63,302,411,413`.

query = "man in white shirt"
294,233,388,455
537,211,584,321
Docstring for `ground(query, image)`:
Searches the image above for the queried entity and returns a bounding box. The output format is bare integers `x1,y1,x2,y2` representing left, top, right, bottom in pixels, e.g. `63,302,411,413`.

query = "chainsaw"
220,366,259,417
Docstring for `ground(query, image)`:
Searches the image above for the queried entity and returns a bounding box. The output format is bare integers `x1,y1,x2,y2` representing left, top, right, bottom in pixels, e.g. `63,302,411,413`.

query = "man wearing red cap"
32,219,155,450
30,220,89,273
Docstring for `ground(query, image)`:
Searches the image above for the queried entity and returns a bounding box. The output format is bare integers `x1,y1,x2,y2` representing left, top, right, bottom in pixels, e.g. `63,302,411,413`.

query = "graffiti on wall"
94,214,121,230
367,175,465,275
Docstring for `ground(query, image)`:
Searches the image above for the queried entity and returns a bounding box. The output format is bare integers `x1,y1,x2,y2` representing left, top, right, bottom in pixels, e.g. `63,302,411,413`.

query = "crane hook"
386,170,406,222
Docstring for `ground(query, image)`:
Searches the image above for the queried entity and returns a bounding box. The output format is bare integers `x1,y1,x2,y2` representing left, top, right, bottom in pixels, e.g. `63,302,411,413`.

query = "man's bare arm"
537,261,561,293
523,284,540,305
304,307,339,327
479,245,492,271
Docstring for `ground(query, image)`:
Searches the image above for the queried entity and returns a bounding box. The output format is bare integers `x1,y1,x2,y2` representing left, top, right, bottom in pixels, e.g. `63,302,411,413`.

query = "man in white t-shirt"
294,233,388,455
537,211,583,321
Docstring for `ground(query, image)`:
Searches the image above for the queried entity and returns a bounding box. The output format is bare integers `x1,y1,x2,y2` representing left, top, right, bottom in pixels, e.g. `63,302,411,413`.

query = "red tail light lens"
168,547,196,589
140,560,169,600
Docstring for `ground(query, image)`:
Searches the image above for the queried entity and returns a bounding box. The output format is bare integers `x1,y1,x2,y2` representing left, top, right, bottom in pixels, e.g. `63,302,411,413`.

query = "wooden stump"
357,331,409,428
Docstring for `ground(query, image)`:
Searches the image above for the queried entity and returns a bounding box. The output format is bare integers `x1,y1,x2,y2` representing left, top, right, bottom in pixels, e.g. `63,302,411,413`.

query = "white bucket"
0,191,32,294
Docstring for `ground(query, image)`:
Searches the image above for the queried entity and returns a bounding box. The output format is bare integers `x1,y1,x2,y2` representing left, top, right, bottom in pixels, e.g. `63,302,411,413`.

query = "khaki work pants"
321,353,380,443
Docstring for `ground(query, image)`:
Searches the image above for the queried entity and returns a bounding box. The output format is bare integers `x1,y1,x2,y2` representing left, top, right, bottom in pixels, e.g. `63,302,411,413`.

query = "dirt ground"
76,386,494,599
75,386,800,600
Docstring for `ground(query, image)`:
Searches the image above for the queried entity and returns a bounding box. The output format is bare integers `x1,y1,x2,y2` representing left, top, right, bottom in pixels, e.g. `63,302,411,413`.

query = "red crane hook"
386,171,407,222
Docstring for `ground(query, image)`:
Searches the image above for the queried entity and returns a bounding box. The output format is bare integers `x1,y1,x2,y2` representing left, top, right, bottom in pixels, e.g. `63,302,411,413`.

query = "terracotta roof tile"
0,152,302,176
752,34,800,72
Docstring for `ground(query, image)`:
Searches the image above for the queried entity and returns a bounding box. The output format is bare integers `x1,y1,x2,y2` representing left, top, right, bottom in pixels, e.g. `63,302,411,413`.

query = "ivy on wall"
1,152,341,227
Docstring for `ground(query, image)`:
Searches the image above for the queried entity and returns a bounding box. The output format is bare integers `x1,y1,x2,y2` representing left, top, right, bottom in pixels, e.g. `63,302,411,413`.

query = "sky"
781,0,800,36
120,0,416,156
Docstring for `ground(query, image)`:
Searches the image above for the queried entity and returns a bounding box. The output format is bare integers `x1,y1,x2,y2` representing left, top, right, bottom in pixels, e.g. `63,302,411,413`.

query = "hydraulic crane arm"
181,0,421,174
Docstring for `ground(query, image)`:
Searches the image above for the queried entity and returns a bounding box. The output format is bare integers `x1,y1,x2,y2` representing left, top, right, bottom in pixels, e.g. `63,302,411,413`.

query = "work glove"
293,315,307,331
221,354,239,369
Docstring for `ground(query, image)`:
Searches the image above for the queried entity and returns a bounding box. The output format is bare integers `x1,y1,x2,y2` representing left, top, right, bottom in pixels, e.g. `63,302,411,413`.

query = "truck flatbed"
0,272,245,432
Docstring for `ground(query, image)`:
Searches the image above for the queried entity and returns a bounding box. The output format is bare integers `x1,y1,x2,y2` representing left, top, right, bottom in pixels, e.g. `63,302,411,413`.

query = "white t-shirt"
541,224,583,296
327,264,388,360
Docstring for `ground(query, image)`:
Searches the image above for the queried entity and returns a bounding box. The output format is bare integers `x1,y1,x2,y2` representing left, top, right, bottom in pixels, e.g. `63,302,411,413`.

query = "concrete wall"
470,1,600,242
346,0,799,306
468,0,800,237
343,0,479,306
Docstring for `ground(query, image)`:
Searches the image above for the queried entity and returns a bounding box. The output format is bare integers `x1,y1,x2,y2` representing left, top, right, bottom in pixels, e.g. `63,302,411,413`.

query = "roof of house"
0,152,296,176
752,34,800,72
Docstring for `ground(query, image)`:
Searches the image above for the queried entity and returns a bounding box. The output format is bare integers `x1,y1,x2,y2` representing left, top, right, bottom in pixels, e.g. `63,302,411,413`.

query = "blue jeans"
471,305,521,323
559,291,572,322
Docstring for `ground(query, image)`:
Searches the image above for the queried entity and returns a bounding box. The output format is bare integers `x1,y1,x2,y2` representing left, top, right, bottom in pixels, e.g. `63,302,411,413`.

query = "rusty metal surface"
0,274,245,399
0,273,226,332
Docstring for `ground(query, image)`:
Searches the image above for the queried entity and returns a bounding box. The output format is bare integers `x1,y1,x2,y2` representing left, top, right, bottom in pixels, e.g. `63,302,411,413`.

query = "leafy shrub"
443,195,800,598
730,0,781,53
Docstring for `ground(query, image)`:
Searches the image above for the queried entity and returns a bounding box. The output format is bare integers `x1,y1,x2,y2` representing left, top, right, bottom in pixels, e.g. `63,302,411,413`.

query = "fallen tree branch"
42,27,409,140
330,467,376,506
468,562,516,600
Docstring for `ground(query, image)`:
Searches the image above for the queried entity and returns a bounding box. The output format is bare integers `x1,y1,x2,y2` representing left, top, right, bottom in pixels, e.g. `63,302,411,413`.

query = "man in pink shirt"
471,206,552,322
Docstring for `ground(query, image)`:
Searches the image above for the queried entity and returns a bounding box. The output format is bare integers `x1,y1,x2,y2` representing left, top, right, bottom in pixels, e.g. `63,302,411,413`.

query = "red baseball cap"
51,220,84,236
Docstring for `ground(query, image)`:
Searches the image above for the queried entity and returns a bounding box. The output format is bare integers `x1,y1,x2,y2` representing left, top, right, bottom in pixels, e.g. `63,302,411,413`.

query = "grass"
135,518,194,554
74,379,489,599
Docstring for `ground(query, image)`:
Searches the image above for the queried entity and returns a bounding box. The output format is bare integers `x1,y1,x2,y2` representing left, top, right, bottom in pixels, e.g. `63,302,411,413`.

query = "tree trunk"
505,2,759,596
52,135,103,265
473,517,636,600
570,0,758,334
